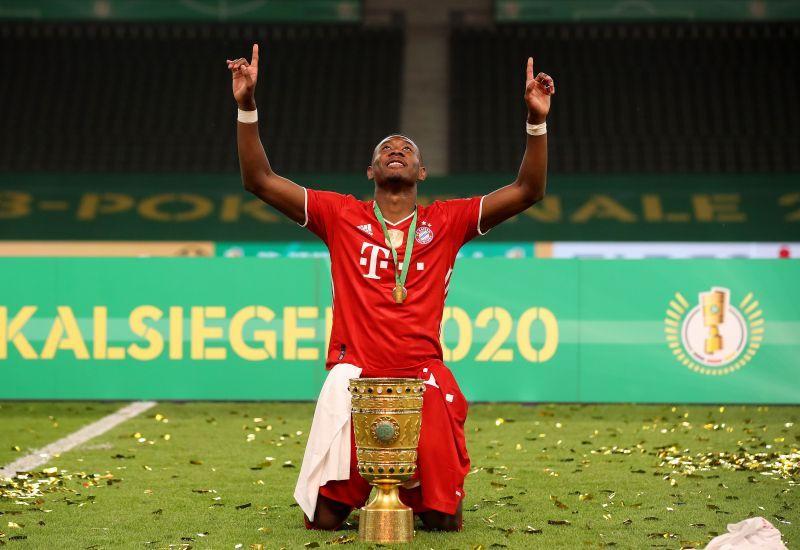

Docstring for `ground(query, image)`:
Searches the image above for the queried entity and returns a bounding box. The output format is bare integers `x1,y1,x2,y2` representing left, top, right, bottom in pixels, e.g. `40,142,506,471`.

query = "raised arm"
479,57,555,233
227,44,306,224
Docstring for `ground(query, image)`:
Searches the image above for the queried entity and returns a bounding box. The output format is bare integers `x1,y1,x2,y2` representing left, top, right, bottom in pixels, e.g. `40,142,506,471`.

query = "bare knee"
305,495,352,530
418,503,463,531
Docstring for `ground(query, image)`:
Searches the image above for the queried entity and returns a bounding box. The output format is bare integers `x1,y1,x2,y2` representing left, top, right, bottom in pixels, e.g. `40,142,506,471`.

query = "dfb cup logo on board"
664,287,764,376
415,225,434,245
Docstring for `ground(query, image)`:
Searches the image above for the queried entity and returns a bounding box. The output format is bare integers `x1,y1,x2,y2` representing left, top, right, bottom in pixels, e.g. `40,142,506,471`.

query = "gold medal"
385,228,404,249
392,284,407,304
373,202,417,307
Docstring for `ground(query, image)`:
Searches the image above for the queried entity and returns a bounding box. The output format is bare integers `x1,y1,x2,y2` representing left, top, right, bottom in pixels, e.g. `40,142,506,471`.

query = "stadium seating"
449,22,800,173
0,21,403,173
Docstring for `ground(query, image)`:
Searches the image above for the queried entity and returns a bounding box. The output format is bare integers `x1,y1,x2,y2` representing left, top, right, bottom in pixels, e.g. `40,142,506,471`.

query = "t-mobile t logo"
360,242,390,280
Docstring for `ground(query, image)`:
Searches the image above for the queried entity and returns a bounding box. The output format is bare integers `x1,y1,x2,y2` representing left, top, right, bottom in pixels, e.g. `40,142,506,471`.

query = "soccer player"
226,44,554,531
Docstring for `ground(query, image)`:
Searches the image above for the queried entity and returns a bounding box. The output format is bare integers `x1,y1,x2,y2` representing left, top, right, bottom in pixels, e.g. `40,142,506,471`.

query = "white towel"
704,517,787,549
293,363,362,521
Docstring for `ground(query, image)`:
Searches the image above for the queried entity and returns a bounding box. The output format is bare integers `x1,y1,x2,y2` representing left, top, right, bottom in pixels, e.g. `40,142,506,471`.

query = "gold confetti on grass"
657,447,800,479
0,468,122,502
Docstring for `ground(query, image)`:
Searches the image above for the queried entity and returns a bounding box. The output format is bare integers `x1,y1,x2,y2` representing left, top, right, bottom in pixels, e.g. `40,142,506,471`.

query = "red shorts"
319,360,470,516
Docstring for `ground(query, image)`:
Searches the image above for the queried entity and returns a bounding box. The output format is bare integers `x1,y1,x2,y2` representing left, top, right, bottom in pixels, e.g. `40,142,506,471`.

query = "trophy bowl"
349,377,425,544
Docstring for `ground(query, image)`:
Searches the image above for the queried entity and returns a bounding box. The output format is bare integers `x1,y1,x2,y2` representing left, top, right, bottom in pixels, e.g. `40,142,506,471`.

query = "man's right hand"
227,44,259,110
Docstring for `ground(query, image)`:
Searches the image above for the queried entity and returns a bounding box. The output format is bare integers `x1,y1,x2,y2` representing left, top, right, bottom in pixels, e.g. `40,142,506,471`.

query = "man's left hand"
524,57,555,124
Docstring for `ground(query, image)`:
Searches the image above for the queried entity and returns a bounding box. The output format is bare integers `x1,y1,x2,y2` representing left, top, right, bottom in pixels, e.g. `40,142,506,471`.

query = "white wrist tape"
526,121,547,136
237,108,258,124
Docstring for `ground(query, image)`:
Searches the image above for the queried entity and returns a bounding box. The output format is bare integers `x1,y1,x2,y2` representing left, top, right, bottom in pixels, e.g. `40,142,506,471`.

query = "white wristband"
526,121,547,136
238,108,258,124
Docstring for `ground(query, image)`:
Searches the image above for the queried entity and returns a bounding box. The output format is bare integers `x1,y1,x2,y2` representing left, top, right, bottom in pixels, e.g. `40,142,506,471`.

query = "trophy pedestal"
358,481,413,544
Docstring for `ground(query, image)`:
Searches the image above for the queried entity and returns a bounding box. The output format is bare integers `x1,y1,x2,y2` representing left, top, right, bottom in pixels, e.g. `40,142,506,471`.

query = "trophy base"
358,483,414,544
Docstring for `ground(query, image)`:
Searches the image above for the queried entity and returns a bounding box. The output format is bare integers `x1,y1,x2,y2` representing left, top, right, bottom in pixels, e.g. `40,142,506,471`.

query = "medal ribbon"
373,202,417,293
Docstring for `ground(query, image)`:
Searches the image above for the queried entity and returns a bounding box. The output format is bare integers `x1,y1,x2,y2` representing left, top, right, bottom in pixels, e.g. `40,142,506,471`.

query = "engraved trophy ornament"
349,378,425,543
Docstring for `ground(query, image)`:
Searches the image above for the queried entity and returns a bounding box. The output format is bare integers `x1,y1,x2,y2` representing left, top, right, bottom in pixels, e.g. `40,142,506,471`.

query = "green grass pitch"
1,401,798,549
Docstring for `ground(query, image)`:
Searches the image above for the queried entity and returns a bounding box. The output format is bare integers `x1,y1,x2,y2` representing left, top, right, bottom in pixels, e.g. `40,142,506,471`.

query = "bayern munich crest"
415,224,434,245
664,287,764,376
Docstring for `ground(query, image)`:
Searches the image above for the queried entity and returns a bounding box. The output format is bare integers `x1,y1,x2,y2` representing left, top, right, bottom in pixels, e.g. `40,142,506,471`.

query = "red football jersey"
302,188,486,371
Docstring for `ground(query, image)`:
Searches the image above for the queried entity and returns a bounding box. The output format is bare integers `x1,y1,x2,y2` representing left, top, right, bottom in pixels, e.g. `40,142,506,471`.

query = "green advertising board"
0,0,361,22
1,174,798,242
495,0,800,21
1,258,797,403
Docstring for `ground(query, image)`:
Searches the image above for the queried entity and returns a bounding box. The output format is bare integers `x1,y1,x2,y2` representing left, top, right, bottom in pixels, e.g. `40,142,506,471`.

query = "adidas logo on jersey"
357,223,373,236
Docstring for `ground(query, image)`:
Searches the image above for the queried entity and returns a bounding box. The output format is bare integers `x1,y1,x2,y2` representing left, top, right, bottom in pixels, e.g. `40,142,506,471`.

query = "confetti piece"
773,515,792,525
304,543,320,548
327,534,356,544
524,526,543,534
189,460,203,465
549,495,568,510
547,520,570,526
236,503,252,510
647,532,678,539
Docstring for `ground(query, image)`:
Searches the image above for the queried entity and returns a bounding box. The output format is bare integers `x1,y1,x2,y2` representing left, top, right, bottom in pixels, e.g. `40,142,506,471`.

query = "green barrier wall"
1,258,797,403
1,174,798,242
495,0,800,21
0,0,361,22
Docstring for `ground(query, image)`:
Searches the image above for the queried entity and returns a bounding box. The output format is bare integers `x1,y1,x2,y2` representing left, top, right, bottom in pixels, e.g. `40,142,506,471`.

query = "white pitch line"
0,401,157,479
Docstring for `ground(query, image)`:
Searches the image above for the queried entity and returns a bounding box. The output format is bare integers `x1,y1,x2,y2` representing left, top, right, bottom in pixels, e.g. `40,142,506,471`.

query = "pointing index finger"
251,44,259,67
526,57,534,82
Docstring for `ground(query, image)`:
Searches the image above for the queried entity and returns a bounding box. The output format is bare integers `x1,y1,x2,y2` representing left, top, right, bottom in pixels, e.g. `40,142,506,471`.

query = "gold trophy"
349,378,425,544
701,288,727,354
